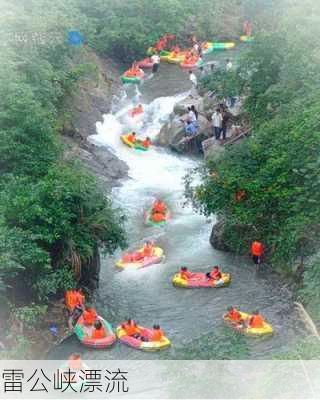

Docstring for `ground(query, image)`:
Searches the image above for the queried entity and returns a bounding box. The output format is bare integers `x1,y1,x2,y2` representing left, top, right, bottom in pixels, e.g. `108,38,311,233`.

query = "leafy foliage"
186,0,320,313
0,1,127,306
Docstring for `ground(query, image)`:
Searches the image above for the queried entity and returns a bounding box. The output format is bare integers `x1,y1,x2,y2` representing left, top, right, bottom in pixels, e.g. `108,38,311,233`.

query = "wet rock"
173,96,204,115
157,114,210,154
63,137,128,188
209,220,232,252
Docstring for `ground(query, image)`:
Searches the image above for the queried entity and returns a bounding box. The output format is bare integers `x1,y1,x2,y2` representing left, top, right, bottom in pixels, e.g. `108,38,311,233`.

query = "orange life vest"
210,270,222,280
227,309,242,323
127,134,136,143
92,327,106,340
249,314,264,328
152,201,166,214
83,309,97,325
251,241,264,256
152,212,166,222
150,329,164,342
142,138,151,148
181,270,193,280
123,323,139,336
141,244,154,257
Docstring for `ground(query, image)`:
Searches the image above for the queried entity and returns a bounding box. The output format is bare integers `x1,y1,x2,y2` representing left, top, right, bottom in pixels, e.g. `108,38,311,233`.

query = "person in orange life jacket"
127,132,136,143
142,137,151,148
83,307,97,326
152,199,167,214
251,241,264,265
206,266,222,280
124,241,154,262
225,306,243,324
150,324,164,341
123,242,153,262
152,212,166,223
248,311,265,328
180,266,193,280
131,104,143,117
91,320,106,339
141,241,154,257
122,319,141,338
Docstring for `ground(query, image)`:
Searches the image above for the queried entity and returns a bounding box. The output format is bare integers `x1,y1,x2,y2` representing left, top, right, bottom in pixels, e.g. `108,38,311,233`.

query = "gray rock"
156,114,210,154
210,220,231,252
173,96,205,115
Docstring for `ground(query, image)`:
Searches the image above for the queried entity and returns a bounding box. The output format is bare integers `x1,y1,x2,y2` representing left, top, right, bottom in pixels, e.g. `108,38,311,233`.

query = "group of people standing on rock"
211,105,233,142
182,105,199,137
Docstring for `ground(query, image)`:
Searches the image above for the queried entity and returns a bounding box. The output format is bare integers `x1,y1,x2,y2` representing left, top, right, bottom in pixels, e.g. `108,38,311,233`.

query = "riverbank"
0,48,129,359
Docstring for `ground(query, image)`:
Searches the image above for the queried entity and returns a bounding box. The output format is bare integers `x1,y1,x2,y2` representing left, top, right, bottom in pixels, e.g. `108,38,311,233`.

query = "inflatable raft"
120,134,149,151
74,316,116,349
180,56,200,69
172,272,231,288
212,42,236,50
201,42,214,55
223,311,273,337
137,58,153,69
240,35,254,43
159,51,171,62
116,325,171,351
121,68,145,84
144,208,171,227
116,247,164,270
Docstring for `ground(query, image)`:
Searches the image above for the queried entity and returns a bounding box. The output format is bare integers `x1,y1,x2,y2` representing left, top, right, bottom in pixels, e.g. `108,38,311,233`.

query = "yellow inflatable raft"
121,134,135,148
116,247,164,270
172,272,231,288
116,325,171,351
223,311,273,337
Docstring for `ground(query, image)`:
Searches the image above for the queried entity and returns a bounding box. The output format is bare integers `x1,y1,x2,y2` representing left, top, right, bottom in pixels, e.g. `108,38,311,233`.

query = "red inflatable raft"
172,272,231,288
74,316,116,349
137,58,153,69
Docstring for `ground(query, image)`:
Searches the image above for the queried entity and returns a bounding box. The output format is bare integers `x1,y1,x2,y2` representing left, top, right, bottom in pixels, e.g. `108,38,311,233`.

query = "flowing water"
53,56,307,360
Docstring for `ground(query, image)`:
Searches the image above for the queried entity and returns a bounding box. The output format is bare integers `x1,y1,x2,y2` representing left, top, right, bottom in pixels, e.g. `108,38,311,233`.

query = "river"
52,53,307,360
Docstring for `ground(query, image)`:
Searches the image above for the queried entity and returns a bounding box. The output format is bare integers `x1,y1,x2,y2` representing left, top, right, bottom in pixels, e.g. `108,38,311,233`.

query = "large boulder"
173,96,204,116
156,114,210,154
202,137,225,161
209,220,232,252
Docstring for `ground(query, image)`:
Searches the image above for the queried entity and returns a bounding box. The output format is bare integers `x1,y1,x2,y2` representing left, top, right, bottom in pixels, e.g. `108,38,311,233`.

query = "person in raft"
150,325,164,341
91,319,106,339
225,307,243,325
151,199,167,222
152,199,167,214
82,306,98,336
123,241,155,263
142,137,151,149
180,266,194,280
251,241,264,265
206,265,222,280
122,319,141,338
131,104,143,117
127,132,136,144
247,311,265,328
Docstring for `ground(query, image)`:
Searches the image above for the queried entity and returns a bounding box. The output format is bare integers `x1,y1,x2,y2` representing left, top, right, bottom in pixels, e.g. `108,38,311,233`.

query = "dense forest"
187,0,320,324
